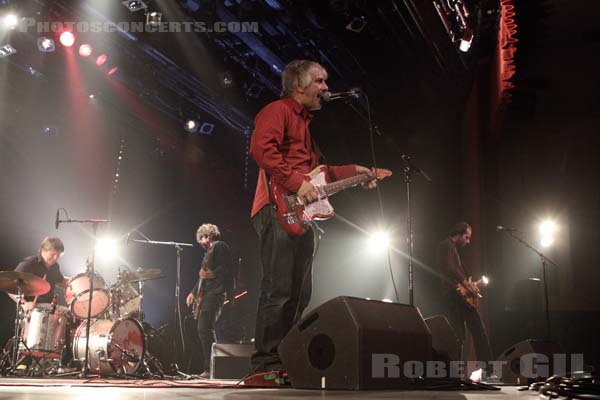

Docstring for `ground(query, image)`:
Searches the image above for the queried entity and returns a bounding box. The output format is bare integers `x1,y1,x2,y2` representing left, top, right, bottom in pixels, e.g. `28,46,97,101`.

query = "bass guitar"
270,165,392,236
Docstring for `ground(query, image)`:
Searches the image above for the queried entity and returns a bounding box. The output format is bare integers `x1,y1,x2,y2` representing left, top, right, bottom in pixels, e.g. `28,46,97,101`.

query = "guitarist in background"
186,223,233,378
436,222,493,369
249,59,377,374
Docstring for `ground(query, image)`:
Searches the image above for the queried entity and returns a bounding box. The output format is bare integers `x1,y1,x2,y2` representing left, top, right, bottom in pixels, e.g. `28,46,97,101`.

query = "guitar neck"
323,173,374,196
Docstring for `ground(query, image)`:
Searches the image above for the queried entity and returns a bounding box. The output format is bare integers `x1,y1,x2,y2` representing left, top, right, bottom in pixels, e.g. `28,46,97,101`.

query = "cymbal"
0,271,51,296
121,268,164,282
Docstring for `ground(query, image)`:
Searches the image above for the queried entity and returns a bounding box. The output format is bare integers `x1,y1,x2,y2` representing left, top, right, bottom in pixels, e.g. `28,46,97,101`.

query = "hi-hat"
0,271,51,296
121,268,164,282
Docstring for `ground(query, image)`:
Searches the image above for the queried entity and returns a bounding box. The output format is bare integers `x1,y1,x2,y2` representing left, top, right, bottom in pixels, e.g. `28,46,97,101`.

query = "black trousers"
445,291,493,365
250,206,314,372
196,292,224,372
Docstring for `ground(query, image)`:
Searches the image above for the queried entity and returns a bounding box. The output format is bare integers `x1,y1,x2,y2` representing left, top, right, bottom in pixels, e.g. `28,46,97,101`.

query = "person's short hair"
280,60,328,98
196,223,220,241
39,237,64,253
449,222,471,237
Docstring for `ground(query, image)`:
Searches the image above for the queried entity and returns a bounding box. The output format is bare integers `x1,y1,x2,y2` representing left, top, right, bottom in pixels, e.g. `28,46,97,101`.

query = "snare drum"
72,318,145,374
20,305,71,359
65,272,110,318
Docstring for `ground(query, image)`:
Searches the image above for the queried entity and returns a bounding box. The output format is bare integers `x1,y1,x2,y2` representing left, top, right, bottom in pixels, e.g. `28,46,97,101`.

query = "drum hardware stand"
7,284,46,376
127,233,193,374
400,154,432,306
55,212,109,378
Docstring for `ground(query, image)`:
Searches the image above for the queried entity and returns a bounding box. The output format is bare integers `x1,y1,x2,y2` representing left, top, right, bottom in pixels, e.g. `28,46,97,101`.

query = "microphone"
321,88,361,102
496,225,518,232
55,209,60,230
400,154,433,182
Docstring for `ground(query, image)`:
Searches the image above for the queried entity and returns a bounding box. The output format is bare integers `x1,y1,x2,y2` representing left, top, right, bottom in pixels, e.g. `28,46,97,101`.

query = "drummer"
8,237,69,311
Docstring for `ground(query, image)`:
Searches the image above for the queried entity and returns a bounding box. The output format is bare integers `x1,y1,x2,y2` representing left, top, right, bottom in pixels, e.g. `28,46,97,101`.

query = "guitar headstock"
374,168,392,180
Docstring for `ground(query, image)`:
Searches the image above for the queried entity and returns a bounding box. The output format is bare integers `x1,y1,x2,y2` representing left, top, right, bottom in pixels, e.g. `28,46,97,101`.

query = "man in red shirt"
249,59,376,373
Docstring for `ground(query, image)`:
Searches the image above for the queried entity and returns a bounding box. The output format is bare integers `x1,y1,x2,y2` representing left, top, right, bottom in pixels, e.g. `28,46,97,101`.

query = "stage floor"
0,378,537,400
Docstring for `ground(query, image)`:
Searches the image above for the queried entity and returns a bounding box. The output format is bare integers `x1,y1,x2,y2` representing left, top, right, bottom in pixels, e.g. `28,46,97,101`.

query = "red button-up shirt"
250,97,356,217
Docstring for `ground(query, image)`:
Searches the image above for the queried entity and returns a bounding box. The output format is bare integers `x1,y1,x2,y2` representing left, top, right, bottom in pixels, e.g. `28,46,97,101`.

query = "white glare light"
368,230,390,252
540,236,554,248
3,14,18,29
539,220,556,236
95,238,118,261
481,275,489,286
381,299,393,303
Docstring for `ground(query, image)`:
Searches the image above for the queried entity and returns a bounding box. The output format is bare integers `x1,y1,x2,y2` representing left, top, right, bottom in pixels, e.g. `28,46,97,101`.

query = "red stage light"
79,44,93,57
96,54,107,66
107,67,118,76
59,31,75,47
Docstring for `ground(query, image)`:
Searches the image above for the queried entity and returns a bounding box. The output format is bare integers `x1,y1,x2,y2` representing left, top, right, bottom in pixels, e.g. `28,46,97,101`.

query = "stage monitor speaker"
278,296,432,390
210,343,254,379
424,315,461,362
496,339,564,384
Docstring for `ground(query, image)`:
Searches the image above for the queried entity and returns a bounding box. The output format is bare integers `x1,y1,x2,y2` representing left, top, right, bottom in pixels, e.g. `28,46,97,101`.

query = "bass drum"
72,318,145,375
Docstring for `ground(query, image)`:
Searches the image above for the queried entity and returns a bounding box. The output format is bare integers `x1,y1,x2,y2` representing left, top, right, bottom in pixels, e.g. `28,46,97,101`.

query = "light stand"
500,229,558,338
129,236,193,373
400,155,432,306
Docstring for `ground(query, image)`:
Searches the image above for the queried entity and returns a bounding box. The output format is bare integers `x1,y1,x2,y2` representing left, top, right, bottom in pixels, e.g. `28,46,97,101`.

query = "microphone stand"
400,155,432,306
56,213,109,377
500,230,558,339
129,237,193,373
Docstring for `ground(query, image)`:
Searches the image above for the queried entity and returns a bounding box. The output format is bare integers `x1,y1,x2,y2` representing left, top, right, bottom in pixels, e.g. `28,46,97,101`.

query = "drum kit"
0,268,164,377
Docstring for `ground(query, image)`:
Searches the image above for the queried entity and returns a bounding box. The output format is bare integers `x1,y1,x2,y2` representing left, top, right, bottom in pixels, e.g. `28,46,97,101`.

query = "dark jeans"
445,291,493,365
250,206,314,372
197,291,224,372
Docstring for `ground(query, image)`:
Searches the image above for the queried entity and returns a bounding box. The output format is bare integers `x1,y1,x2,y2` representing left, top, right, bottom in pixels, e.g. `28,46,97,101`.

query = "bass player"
186,223,233,378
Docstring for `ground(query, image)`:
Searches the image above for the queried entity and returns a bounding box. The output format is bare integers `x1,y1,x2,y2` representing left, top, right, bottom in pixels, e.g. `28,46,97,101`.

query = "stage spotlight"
458,27,474,52
59,31,75,47
37,37,55,52
345,16,367,33
198,122,215,136
368,230,390,252
96,53,108,66
107,66,118,76
481,275,489,285
540,236,554,248
539,220,556,236
3,13,18,29
122,0,147,12
0,43,16,58
96,238,118,261
184,119,200,133
79,44,93,57
145,11,162,27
